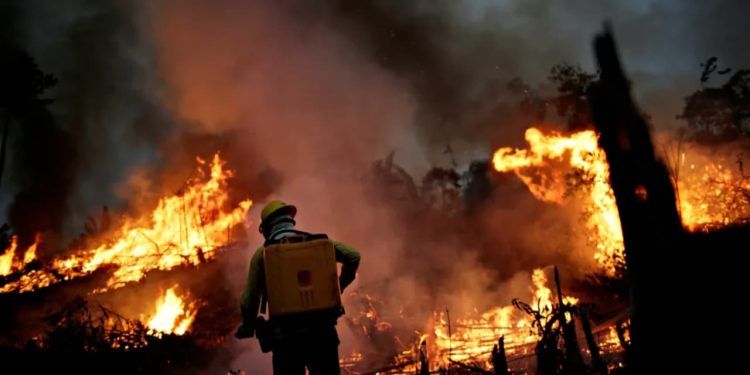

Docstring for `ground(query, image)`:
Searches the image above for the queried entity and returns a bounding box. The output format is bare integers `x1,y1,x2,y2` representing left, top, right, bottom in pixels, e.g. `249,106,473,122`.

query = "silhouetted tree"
513,63,599,131
548,64,599,131
0,40,57,189
0,39,77,249
679,57,750,144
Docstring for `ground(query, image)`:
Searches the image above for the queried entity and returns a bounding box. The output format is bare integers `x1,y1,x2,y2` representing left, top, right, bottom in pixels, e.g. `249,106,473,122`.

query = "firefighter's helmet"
260,200,297,225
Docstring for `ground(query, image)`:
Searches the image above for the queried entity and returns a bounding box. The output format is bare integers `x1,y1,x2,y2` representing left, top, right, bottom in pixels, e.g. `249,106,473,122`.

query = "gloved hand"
234,321,255,339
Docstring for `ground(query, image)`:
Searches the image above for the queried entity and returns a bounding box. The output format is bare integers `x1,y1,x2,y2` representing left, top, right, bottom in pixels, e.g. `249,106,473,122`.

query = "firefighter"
235,200,360,375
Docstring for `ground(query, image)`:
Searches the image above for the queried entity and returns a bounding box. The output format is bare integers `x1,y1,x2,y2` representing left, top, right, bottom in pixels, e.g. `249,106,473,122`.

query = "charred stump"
491,336,510,375
579,306,607,375
588,26,696,373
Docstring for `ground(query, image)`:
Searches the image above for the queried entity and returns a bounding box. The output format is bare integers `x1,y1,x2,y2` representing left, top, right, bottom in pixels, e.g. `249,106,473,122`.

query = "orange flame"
0,236,18,276
22,233,41,265
493,127,623,274
146,285,197,336
0,234,42,277
0,154,252,294
492,126,749,273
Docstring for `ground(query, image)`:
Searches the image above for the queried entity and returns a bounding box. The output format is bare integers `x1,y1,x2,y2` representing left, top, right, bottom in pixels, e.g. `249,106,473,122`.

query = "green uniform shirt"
240,240,360,322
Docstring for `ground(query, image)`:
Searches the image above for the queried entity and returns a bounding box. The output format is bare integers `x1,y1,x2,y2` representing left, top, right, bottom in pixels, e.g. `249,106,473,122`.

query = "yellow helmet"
260,200,297,224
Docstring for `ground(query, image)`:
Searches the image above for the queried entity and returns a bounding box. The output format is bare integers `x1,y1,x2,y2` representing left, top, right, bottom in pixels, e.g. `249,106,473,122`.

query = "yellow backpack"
262,233,342,317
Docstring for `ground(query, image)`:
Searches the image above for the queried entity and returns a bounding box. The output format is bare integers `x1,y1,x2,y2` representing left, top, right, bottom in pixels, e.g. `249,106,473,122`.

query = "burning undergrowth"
332,123,750,373
0,154,252,372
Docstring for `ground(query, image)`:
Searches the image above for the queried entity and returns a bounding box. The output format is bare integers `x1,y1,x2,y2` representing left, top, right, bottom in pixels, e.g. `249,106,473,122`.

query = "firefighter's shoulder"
250,246,265,264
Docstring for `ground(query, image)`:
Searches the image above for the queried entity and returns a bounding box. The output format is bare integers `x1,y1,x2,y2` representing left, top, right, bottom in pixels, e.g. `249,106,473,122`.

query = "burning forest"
1,1,750,374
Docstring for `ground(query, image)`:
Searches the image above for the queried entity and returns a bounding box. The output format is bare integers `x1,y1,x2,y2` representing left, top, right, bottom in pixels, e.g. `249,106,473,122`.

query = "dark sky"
1,0,749,234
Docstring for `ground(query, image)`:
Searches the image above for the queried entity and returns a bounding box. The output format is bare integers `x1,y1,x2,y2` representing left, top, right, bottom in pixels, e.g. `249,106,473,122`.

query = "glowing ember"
676,158,750,230
493,127,623,274
0,154,252,293
146,285,197,336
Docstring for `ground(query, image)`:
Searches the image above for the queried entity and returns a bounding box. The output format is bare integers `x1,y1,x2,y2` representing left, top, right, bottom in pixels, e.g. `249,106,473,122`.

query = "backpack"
262,231,342,318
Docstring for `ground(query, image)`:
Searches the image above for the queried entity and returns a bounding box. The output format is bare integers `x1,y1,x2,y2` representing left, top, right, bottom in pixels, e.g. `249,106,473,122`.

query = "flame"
0,236,18,276
492,126,750,273
676,159,750,230
146,285,197,336
0,234,42,277
0,154,252,294
22,233,41,265
493,127,623,274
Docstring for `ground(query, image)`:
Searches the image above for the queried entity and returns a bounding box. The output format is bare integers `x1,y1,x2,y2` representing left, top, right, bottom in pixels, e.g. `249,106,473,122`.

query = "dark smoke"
1,0,178,249
2,0,750,372
0,5,77,249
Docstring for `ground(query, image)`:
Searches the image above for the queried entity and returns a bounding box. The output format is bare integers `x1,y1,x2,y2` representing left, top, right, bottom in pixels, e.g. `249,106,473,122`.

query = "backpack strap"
260,291,268,314
263,230,328,246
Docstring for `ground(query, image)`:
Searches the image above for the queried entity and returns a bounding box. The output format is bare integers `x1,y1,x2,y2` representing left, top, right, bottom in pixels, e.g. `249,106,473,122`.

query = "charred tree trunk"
535,337,559,375
492,336,510,375
579,307,607,375
589,27,686,373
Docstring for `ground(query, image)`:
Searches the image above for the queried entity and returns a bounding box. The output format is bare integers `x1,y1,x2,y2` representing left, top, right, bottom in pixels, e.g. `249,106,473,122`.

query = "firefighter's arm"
237,247,264,338
333,241,360,292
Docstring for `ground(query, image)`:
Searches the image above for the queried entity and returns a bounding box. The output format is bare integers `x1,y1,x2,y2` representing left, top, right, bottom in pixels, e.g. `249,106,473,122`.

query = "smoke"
1,0,178,249
2,0,750,371
146,1,750,369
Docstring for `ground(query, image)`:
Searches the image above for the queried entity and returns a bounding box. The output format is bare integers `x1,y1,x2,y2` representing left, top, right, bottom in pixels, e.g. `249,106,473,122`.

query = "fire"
23,234,40,264
675,158,750,230
146,285,197,336
0,236,18,276
493,127,623,274
431,268,578,365
0,154,252,293
0,234,42,276
492,126,750,274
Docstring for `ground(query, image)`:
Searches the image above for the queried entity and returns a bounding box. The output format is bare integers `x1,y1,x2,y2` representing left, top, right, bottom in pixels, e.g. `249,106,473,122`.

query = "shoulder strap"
263,230,328,246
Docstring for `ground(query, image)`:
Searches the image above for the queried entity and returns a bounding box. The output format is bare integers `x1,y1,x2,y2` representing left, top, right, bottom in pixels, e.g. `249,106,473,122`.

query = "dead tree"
588,26,689,373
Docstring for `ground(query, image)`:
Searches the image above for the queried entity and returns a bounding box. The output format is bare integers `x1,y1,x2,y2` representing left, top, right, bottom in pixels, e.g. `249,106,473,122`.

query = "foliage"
679,57,750,144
